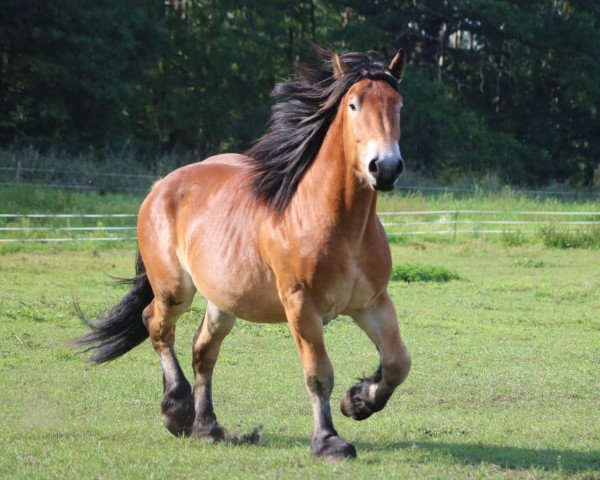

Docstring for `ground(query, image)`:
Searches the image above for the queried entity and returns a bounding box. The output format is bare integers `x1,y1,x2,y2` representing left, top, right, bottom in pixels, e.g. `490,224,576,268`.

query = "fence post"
453,210,458,242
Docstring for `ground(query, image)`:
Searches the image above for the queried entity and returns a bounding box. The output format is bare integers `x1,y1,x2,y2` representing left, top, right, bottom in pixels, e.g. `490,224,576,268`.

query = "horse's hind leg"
190,301,235,442
143,278,196,437
341,292,411,421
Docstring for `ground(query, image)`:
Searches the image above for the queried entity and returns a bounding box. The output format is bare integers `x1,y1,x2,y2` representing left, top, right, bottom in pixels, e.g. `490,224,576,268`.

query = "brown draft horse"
75,48,411,460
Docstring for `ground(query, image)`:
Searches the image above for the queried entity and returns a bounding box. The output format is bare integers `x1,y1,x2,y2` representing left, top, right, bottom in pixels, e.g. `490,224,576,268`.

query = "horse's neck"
293,114,377,241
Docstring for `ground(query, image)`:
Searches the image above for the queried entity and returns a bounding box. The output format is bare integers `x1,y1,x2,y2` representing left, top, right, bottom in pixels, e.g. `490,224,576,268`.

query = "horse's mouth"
374,179,397,192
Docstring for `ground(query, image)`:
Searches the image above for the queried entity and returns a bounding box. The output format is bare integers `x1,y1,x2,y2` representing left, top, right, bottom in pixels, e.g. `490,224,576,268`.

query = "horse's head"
335,50,406,191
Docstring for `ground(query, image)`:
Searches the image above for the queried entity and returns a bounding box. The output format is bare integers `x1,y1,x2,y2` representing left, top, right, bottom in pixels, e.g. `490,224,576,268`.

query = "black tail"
72,251,153,364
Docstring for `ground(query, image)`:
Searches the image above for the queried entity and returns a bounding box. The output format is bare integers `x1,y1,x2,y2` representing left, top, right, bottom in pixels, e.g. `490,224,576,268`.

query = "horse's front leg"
342,292,411,420
283,290,357,460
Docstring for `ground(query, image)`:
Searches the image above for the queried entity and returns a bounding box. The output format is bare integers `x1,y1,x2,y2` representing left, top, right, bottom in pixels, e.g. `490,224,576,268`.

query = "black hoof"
161,390,195,437
311,435,357,461
190,421,228,443
340,383,376,421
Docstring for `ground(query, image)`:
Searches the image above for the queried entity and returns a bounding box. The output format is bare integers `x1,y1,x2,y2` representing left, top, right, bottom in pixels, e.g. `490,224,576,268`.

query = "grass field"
1,239,598,479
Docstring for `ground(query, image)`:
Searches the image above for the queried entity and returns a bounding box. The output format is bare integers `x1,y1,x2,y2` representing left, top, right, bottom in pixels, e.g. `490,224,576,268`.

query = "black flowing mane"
246,48,399,213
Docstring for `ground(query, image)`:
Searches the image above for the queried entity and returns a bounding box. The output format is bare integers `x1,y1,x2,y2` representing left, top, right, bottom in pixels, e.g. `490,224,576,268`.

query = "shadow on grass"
269,435,599,473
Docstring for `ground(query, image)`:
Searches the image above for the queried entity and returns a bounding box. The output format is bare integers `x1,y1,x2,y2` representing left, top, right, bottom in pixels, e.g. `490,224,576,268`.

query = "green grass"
1,184,599,217
0,185,142,214
0,242,598,479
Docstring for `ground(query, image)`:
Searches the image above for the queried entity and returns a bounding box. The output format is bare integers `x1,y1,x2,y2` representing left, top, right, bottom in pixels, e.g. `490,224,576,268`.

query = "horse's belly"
207,279,286,324
187,243,286,323
190,246,379,324
189,245,384,324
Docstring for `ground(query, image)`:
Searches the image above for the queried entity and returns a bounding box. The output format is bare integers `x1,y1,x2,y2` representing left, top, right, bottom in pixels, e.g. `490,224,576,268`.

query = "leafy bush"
391,263,460,283
538,225,600,249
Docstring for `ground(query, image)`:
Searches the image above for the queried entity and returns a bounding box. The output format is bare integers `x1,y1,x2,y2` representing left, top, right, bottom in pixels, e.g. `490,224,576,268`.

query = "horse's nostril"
368,159,379,175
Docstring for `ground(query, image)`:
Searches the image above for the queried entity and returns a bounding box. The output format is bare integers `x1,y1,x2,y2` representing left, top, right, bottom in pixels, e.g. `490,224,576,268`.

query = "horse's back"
150,153,251,193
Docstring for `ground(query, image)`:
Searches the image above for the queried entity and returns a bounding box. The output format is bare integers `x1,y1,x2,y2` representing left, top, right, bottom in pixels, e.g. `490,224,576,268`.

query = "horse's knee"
306,373,333,397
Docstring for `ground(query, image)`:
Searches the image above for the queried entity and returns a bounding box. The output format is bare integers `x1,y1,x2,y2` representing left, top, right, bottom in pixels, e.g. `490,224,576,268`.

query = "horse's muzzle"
370,156,404,191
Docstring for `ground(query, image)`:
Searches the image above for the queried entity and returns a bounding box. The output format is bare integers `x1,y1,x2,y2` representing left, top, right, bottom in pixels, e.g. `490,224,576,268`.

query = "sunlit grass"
0,243,598,478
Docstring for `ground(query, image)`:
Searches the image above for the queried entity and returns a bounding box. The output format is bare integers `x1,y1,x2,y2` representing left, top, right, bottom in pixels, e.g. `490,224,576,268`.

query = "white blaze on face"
364,140,379,186
363,139,402,186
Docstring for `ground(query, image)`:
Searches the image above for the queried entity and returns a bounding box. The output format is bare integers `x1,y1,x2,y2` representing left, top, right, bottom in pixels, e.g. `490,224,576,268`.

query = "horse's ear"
388,49,406,81
332,52,349,77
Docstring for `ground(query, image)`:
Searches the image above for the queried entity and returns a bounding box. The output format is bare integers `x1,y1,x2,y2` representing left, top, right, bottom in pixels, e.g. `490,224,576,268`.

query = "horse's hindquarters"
138,156,286,324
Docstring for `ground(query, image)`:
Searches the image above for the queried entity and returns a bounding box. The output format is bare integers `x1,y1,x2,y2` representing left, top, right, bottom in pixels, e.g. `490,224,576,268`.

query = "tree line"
1,0,598,187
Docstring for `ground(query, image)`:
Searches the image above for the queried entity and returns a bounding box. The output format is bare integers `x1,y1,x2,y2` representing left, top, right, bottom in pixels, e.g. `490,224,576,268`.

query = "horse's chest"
261,225,392,321
312,253,388,319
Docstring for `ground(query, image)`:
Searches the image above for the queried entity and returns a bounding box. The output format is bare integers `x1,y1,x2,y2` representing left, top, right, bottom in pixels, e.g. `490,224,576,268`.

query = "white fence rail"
1,211,599,243
0,214,137,218
379,210,600,238
0,213,138,243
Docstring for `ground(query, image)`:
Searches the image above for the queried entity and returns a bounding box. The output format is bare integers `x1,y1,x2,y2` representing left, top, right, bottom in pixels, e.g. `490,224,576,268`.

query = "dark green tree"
323,0,600,186
1,0,598,186
0,0,163,150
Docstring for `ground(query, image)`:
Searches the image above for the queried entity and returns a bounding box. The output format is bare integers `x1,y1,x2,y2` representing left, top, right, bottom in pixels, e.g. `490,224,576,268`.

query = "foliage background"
1,0,599,187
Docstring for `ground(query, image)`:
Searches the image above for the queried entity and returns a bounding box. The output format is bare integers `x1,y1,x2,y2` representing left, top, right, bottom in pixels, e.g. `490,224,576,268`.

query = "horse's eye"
348,103,357,111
